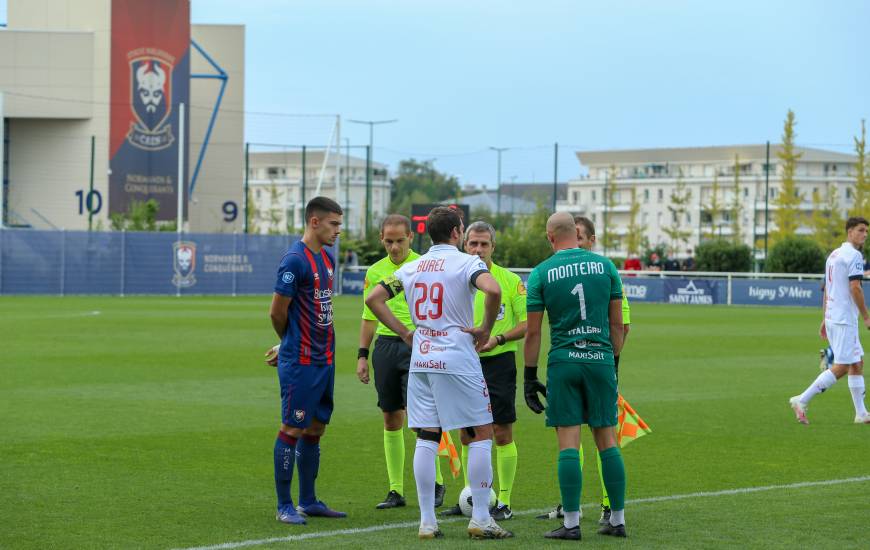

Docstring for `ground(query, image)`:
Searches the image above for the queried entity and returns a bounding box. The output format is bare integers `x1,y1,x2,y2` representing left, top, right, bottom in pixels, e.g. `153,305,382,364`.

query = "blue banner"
341,271,366,295
731,279,822,307
663,278,725,305
621,277,665,302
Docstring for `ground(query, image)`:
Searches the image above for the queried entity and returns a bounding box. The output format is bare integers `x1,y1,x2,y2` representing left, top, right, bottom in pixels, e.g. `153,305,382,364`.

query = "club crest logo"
172,241,197,288
128,51,175,151
293,409,306,422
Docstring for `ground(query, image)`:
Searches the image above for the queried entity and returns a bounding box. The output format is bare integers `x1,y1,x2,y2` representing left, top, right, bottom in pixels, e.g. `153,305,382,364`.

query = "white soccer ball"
458,486,497,517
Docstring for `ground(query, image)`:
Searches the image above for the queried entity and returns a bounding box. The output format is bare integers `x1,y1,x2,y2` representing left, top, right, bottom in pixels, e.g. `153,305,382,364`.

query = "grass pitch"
1,296,869,549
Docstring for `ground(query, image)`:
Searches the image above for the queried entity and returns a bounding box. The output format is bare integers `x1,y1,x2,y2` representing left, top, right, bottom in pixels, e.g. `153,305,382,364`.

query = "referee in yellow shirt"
357,214,446,509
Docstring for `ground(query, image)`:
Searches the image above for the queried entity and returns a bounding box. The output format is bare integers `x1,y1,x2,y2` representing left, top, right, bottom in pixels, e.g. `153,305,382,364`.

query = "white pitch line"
174,475,870,550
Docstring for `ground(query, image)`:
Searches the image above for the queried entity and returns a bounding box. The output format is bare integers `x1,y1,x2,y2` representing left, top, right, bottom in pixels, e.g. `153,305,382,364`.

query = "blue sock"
274,432,297,508
296,435,321,507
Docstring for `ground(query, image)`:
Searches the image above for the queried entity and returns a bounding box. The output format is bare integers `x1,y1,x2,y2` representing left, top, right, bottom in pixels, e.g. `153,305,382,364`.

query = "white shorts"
826,321,864,365
407,372,493,432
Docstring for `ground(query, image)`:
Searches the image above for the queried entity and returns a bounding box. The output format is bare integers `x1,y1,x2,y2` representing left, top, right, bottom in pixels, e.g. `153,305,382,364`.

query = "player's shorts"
372,335,411,412
407,372,493,432
545,361,617,428
825,321,864,365
480,352,517,425
278,361,335,429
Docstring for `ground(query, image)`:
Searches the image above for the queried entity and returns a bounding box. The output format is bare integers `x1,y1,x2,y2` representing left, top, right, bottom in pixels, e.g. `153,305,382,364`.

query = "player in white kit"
366,207,513,539
790,216,870,424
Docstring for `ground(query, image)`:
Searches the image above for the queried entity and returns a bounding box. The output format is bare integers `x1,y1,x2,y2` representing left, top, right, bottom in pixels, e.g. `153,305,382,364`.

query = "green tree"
245,187,261,234
730,155,743,244
491,204,551,268
810,185,843,252
624,188,645,256
109,199,172,231
771,109,804,245
849,119,870,218
766,236,825,274
601,166,619,252
389,159,461,218
267,183,283,235
662,168,693,255
695,240,752,272
702,174,725,240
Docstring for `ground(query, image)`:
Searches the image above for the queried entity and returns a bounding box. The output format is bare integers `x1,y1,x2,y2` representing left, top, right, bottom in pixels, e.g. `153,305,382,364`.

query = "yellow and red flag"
617,394,651,448
438,431,462,478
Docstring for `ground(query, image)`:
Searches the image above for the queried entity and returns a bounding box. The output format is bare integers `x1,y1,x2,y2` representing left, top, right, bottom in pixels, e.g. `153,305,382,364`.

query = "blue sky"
4,0,869,185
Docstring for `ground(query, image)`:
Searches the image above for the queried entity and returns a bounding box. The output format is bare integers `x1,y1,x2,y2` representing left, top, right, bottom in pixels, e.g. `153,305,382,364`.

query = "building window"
592,190,597,201
686,212,691,224
642,212,649,224
592,213,597,223
643,189,650,202
657,212,663,226
847,188,853,199
743,187,749,198
657,189,664,203
573,191,579,203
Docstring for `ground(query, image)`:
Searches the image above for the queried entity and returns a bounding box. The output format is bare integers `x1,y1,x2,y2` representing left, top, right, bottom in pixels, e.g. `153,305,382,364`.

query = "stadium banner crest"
663,278,723,305
172,240,197,288
109,0,190,221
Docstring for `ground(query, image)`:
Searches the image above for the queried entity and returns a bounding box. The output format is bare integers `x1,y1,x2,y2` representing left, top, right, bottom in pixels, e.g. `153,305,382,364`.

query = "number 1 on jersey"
571,283,587,320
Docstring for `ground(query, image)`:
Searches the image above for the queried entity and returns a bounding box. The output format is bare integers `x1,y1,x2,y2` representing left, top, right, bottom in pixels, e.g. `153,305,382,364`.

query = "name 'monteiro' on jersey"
380,244,489,376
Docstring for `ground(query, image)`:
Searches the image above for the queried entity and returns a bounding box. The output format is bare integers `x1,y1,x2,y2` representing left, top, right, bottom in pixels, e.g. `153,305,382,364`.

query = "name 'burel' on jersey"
825,241,865,326
380,244,489,376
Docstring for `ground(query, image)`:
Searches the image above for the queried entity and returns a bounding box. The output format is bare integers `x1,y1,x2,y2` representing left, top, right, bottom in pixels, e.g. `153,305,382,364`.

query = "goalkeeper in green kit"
523,212,627,540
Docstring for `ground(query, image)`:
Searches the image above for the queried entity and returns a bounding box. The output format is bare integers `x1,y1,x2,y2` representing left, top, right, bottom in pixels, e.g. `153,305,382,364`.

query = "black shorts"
372,335,411,413
480,351,517,425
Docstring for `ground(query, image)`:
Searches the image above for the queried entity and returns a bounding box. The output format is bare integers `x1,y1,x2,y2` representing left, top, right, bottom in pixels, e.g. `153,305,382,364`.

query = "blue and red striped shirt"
274,240,336,366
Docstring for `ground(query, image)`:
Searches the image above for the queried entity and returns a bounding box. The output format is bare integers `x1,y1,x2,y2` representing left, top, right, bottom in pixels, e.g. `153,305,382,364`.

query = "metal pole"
764,140,770,263
232,231,238,297
120,229,126,296
334,116,341,203
244,142,249,234
497,150,502,216
365,145,372,236
0,91,5,228
301,145,307,230
553,142,559,211
177,103,185,235
345,138,351,229
60,229,65,296
88,135,95,231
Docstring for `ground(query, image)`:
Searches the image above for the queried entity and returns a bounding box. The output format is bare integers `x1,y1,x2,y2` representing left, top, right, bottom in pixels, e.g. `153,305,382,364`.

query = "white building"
560,145,858,257
247,151,390,236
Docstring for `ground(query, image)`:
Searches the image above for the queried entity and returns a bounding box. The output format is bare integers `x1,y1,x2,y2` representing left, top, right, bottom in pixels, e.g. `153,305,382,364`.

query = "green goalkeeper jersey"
526,247,623,366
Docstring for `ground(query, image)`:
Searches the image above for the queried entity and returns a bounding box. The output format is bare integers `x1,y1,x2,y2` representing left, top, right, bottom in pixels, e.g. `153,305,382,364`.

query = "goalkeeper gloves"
523,366,547,414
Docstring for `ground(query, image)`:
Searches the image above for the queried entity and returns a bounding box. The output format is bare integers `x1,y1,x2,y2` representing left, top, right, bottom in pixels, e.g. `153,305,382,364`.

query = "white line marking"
173,475,870,550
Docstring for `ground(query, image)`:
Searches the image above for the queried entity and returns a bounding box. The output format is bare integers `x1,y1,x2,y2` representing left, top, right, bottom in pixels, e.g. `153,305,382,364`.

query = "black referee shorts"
480,351,517,425
372,335,411,413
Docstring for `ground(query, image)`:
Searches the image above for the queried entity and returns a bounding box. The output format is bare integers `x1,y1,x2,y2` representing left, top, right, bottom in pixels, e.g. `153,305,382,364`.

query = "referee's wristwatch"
495,334,506,346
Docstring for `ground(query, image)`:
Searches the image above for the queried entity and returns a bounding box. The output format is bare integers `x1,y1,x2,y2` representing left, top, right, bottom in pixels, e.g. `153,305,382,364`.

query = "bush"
766,236,826,274
695,240,753,272
340,233,384,266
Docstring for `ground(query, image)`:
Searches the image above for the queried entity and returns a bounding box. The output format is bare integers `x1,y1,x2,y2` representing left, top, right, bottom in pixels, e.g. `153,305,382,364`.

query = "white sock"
414,438,439,526
799,370,838,404
610,508,625,526
848,375,868,416
563,510,580,529
467,439,493,523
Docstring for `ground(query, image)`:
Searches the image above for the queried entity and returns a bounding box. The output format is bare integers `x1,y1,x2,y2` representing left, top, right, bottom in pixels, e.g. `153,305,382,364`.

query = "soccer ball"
457,486,497,517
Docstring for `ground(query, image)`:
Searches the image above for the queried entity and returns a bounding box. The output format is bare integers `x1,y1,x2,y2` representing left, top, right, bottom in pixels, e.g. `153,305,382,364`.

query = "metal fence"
0,228,306,295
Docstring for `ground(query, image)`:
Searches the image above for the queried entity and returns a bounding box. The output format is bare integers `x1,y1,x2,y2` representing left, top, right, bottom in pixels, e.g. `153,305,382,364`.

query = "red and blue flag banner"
109,0,190,220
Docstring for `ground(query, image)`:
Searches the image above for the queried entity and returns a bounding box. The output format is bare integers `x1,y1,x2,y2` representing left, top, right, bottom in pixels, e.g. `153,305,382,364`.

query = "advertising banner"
340,271,367,295
731,279,822,307
109,0,190,220
663,278,724,305
622,278,665,302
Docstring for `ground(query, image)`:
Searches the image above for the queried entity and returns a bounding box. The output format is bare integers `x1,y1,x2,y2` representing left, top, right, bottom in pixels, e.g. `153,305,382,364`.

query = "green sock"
461,444,469,488
383,428,404,495
599,446,626,511
558,448,582,513
435,452,444,485
596,450,610,508
495,441,518,506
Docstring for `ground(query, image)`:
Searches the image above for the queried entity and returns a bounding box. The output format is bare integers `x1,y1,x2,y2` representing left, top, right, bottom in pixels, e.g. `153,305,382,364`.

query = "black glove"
523,366,547,414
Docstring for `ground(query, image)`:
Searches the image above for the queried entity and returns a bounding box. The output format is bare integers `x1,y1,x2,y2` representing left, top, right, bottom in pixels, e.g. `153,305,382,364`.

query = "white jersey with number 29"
825,241,864,326
390,244,489,376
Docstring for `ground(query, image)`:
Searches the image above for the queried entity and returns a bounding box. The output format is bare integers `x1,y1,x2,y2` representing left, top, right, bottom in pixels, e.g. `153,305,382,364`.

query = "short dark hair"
380,214,412,233
574,215,596,237
305,196,343,223
846,216,869,232
427,207,462,244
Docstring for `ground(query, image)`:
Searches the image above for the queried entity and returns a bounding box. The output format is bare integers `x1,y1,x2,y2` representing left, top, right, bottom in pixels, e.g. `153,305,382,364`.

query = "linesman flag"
438,431,462,478
617,394,651,448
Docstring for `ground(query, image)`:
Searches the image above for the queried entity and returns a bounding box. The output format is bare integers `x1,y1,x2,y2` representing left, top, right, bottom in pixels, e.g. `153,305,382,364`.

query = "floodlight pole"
764,140,770,263
490,147,509,216
349,119,398,235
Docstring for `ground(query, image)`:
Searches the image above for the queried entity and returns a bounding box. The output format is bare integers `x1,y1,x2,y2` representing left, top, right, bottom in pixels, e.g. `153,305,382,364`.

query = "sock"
467,439,494,523
274,431,297,507
799,369,838,404
435,453,444,485
848,375,868,416
599,446,626,526
564,510,580,529
383,428,405,495
495,441,517,507
596,450,610,508
414,439,438,526
461,443,470,488
296,434,320,507
558,448,581,523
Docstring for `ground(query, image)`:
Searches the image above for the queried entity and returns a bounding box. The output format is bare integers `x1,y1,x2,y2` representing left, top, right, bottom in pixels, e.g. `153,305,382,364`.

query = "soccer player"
524,212,627,540
357,214,447,509
365,207,513,539
790,216,870,424
440,220,526,520
268,196,347,525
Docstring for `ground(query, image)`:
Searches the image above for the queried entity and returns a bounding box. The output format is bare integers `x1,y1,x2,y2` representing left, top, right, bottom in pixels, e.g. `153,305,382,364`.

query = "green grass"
1,296,869,549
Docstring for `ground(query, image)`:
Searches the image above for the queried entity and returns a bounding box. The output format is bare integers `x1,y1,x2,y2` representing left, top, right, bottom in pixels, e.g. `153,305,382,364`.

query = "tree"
267,183,283,235
389,159,461,219
849,119,870,218
601,165,619,253
730,155,743,244
624,188,645,256
662,168,693,255
810,185,843,253
109,199,175,231
702,174,725,240
491,203,551,268
695,240,752,272
771,109,804,245
766,236,825,274
245,187,261,234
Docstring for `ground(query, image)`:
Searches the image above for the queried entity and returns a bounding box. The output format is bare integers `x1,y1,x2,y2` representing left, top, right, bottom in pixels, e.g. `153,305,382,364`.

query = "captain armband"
379,275,404,298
